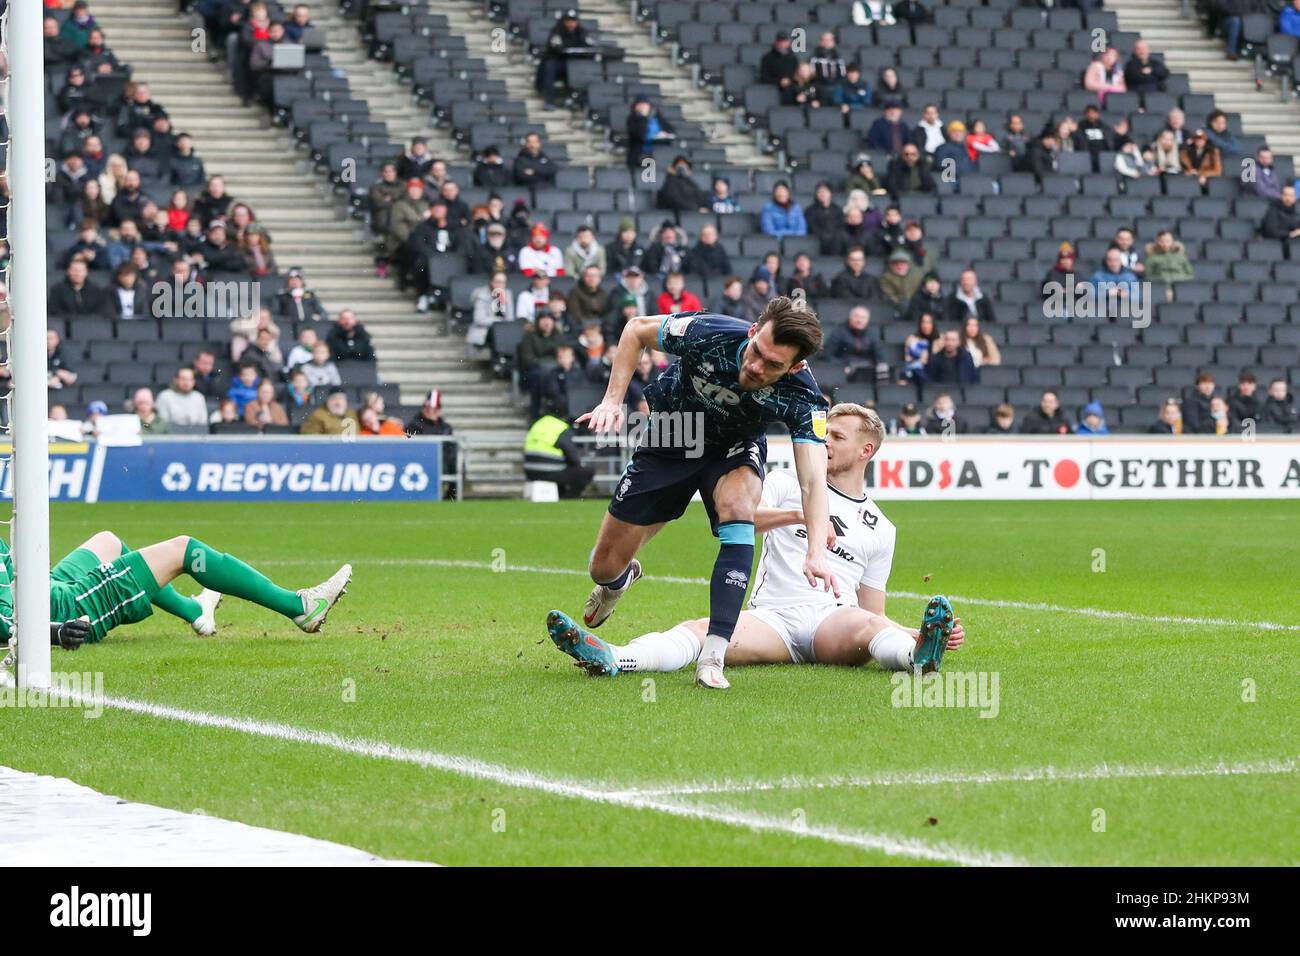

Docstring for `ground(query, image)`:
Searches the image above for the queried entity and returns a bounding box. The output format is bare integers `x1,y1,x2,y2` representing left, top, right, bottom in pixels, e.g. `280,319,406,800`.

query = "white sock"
699,632,730,667
868,626,916,672
614,625,701,672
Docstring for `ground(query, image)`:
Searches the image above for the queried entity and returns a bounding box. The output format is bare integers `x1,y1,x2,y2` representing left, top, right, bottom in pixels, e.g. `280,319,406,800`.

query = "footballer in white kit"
546,403,964,680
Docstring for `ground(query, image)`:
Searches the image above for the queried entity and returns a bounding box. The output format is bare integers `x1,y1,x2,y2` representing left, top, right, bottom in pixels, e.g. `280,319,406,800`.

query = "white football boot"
294,564,352,633
694,654,730,690
191,589,223,636
582,559,642,628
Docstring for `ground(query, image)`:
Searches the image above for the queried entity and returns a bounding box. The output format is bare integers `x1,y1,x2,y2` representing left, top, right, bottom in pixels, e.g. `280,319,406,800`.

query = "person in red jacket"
655,271,702,314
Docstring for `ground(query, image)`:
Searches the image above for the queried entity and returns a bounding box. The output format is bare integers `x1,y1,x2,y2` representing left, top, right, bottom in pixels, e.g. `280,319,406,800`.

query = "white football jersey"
748,469,896,611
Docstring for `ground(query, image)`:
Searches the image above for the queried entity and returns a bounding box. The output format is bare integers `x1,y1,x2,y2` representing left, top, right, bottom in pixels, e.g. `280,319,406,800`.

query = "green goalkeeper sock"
121,540,203,624
182,538,305,619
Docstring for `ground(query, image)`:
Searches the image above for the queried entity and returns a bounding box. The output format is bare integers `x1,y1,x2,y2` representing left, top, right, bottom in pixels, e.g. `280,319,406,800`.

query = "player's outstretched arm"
575,315,665,434
754,506,805,533
792,441,839,597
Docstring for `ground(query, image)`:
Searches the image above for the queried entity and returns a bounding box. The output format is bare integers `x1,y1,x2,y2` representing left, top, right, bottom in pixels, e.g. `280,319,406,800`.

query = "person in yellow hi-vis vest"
524,414,594,498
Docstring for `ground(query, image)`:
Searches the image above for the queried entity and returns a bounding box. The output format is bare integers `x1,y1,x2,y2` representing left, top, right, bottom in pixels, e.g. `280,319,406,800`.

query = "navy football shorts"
607,437,767,535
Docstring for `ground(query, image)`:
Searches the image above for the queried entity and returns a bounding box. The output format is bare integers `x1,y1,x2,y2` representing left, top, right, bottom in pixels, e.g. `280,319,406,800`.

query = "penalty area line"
260,557,1300,632
55,690,1028,867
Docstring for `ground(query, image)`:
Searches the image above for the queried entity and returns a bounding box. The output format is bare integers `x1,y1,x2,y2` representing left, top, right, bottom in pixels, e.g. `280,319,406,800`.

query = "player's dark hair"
756,296,824,363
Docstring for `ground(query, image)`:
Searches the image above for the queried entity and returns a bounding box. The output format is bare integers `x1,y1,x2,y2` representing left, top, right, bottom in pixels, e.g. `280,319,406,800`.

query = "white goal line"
53,689,1028,867
260,557,1300,632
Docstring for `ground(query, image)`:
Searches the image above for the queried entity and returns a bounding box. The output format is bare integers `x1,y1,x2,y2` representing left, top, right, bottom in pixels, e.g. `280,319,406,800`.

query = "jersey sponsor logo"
810,408,828,439
690,375,741,406
668,316,694,337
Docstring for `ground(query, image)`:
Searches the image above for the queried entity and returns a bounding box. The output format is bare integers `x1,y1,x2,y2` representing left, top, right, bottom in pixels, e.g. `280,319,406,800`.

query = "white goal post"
6,0,52,689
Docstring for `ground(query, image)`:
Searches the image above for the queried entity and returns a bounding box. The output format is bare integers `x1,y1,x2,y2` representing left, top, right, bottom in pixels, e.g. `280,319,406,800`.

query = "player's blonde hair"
829,402,885,454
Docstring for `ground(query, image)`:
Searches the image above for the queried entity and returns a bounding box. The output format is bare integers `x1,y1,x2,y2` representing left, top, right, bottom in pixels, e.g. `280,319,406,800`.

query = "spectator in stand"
1163,108,1189,148
244,379,289,429
229,306,280,365
1150,129,1182,175
1206,395,1234,435
911,104,945,155
872,67,907,106
49,260,108,317
784,253,826,301
983,403,1016,434
538,343,583,417
359,405,405,437
1110,227,1144,275
405,388,454,439
46,330,78,392
606,218,645,274
641,221,685,279
809,30,846,101
301,341,342,389
625,95,675,170
564,224,606,277
962,316,1000,368
715,276,744,316
1260,378,1299,432
947,269,996,325
1205,110,1242,158
396,137,434,182
965,119,1000,164
109,170,147,228
1115,139,1157,179
847,154,885,195
1088,249,1143,312
1147,397,1183,434
45,15,81,69
1020,390,1072,435
282,4,314,42
781,63,822,108
467,270,514,353
273,266,327,322
131,388,168,435
437,180,471,230
1144,229,1195,285
536,8,591,105
1073,104,1114,165
759,181,807,239
1227,371,1262,427
1125,39,1169,94
468,221,518,275
518,312,562,394
1076,401,1110,435
193,175,233,227
1243,147,1283,200
1000,114,1029,167
658,155,710,213
118,82,169,139
385,178,429,284
889,402,925,436
1282,0,1300,39
241,229,276,278
884,143,936,198
878,250,922,305
575,323,608,372
739,270,775,322
683,223,731,278
759,31,799,88
60,220,108,272
924,327,979,386
656,272,703,314
519,223,565,277
210,399,240,429
1084,47,1127,104
923,392,966,435
832,62,872,113
156,367,209,428
1181,129,1223,189
108,263,147,319
514,132,559,187
900,219,937,274
301,388,359,435
284,327,318,373
830,246,873,300
567,266,609,328
328,309,375,363
284,369,313,417
1021,129,1060,178
905,272,944,326
194,219,245,274
471,145,510,189
1181,371,1220,433
853,1,895,25
226,362,261,417
867,101,911,156
828,305,880,382
709,176,738,213
516,272,552,322
168,132,205,187
406,199,469,309
805,182,841,254
191,349,226,399
1261,184,1300,256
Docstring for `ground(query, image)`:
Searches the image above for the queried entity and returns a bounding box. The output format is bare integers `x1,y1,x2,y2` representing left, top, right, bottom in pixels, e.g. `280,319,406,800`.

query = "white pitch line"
56,690,1025,867
614,757,1300,798
261,557,1300,632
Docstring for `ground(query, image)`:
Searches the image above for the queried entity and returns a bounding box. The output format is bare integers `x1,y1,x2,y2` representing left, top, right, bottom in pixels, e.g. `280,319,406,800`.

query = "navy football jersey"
643,312,829,455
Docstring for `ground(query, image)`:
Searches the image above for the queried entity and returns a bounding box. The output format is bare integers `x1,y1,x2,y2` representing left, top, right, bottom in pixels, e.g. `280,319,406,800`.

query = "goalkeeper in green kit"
0,531,350,650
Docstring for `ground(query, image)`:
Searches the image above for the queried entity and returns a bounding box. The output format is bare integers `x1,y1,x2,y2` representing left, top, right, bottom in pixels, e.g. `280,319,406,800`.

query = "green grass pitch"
1,499,1296,865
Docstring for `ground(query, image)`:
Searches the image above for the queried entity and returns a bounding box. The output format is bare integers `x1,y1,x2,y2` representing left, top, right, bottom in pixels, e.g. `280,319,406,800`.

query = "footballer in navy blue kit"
557,297,839,690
